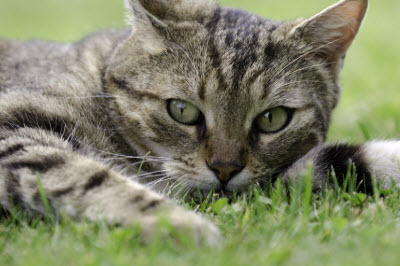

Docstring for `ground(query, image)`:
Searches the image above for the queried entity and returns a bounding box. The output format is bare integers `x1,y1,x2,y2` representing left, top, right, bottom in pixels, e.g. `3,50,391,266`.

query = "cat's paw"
92,175,222,246
138,203,222,247
165,206,222,247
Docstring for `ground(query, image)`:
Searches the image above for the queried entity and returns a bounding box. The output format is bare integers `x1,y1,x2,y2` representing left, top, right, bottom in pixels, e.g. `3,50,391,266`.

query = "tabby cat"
0,0,399,245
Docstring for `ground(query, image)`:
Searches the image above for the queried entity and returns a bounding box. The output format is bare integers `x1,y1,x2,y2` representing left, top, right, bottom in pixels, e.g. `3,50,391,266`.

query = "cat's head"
104,0,368,197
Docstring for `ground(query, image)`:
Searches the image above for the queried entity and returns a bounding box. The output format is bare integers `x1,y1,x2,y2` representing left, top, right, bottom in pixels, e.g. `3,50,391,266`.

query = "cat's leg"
282,142,400,192
0,127,220,245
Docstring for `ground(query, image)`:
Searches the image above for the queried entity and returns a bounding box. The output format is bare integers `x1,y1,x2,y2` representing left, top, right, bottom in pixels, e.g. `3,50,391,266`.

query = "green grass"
3,177,400,266
1,0,400,265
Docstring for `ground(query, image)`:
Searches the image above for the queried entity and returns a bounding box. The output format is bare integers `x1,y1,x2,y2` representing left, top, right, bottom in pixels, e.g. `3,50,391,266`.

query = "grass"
1,0,400,265
3,177,400,266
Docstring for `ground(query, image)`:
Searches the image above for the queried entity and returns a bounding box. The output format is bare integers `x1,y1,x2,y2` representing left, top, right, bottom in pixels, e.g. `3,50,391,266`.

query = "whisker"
173,180,191,198
99,150,172,161
136,170,168,178
270,37,345,81
138,171,175,181
137,173,168,181
147,176,171,188
280,62,329,80
166,178,190,198
272,80,327,91
54,95,116,100
168,175,189,193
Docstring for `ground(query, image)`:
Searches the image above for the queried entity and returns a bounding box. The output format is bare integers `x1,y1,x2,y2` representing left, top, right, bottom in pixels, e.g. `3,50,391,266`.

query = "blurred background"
1,0,399,143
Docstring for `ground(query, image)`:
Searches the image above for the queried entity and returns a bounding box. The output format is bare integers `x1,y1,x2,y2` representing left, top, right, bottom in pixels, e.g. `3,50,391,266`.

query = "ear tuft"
292,0,368,60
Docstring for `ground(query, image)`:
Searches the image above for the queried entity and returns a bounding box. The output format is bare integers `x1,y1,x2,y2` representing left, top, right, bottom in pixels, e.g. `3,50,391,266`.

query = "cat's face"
105,0,368,197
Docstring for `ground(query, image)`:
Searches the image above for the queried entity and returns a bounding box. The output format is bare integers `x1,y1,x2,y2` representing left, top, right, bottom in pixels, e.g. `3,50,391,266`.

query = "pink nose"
207,162,244,184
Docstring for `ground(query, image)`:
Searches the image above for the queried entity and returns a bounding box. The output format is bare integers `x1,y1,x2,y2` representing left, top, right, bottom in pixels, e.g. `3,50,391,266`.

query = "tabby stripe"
130,195,144,204
205,7,221,34
109,75,130,91
230,30,259,91
32,192,42,208
5,156,65,173
207,40,228,91
83,170,109,192
2,108,81,150
225,32,234,47
264,41,278,65
5,170,24,207
130,89,161,101
268,24,278,33
204,7,228,91
0,144,25,160
260,41,280,100
109,75,161,101
196,120,208,143
52,187,74,198
140,199,162,212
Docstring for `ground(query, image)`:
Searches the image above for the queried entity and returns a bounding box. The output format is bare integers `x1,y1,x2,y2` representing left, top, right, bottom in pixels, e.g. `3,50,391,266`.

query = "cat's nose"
207,162,244,184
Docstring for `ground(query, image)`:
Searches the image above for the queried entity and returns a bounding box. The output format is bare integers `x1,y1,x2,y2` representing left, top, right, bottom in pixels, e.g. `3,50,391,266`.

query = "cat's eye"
256,107,291,133
167,100,202,125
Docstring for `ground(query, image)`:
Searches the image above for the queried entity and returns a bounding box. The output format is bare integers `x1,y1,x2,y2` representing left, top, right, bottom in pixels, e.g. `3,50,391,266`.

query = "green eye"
256,107,291,133
168,100,201,125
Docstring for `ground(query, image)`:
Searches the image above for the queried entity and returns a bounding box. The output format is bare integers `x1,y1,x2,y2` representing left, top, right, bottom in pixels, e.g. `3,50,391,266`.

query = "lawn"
1,0,400,265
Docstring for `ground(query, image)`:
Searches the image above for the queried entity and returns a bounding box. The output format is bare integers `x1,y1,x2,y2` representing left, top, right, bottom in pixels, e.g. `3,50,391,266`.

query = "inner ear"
291,0,368,60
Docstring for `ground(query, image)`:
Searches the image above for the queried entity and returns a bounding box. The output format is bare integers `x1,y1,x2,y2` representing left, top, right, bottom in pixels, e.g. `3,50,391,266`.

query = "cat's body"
0,30,136,169
0,0,399,245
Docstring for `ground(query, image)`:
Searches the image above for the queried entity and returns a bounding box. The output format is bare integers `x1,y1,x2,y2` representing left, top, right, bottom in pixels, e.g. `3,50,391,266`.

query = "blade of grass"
303,164,313,217
36,172,52,220
137,151,151,178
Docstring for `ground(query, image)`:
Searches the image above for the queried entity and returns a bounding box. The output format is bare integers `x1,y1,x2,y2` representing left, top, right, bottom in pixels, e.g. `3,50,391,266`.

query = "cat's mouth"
158,164,274,199
179,167,288,200
161,175,234,200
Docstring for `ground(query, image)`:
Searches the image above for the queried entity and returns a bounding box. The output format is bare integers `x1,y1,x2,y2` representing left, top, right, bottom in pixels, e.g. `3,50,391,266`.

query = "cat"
0,0,399,245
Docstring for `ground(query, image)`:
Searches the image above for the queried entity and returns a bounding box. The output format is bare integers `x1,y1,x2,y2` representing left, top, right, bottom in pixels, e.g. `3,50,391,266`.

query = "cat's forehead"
205,7,281,40
187,8,310,108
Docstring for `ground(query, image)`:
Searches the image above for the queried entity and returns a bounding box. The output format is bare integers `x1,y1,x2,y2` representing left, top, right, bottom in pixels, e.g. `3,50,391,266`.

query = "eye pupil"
179,103,185,115
266,112,272,123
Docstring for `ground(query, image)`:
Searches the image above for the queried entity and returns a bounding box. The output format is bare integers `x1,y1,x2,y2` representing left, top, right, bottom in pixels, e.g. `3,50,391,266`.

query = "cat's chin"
173,181,253,202
179,185,255,203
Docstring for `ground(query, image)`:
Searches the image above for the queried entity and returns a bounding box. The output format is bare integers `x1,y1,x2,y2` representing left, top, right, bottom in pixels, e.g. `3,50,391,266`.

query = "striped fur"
1,0,398,244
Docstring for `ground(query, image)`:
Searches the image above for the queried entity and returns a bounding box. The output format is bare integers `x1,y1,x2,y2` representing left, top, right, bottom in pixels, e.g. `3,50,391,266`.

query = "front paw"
136,202,222,247
163,206,222,247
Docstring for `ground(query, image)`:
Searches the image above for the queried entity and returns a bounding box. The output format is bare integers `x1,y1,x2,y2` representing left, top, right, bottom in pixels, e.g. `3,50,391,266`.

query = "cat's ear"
125,0,216,27
124,0,216,53
291,0,368,61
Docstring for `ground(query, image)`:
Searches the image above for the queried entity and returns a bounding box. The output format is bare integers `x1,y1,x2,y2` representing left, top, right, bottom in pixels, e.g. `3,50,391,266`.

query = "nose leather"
208,162,244,184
